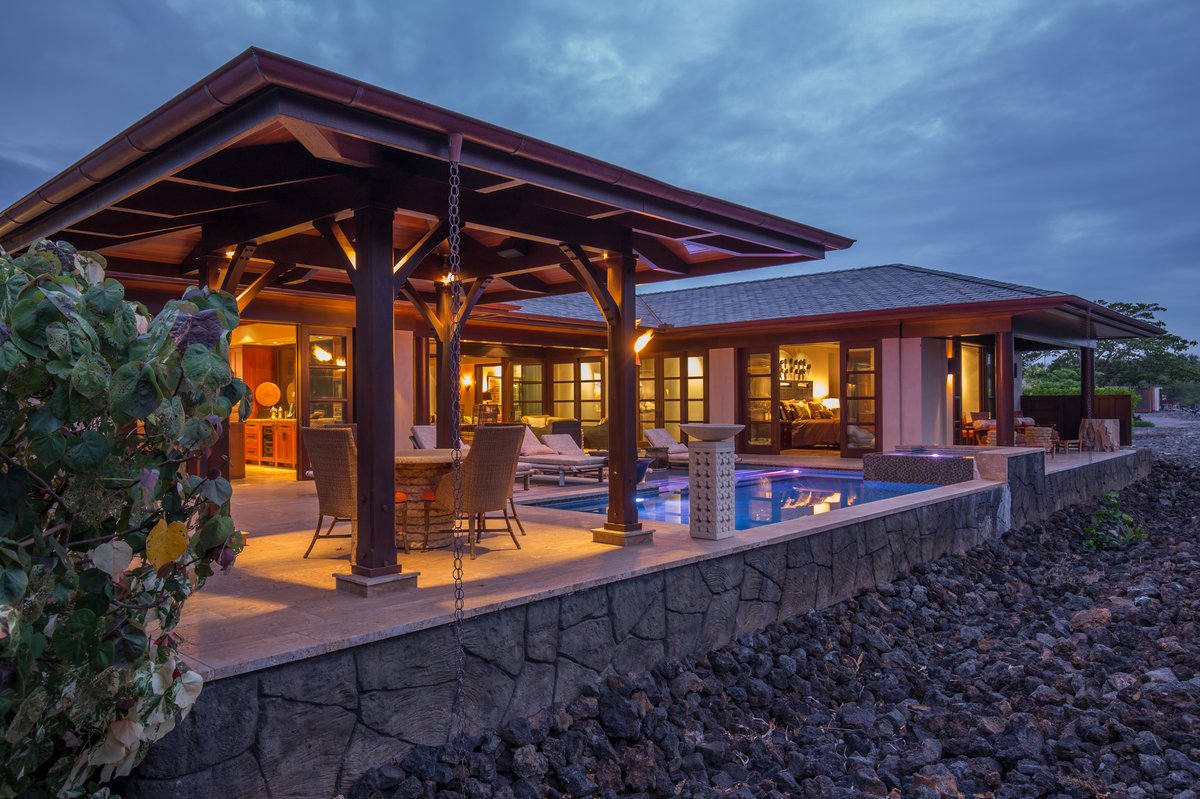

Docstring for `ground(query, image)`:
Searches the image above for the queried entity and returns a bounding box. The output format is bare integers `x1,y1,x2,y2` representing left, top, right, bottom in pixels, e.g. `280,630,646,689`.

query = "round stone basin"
680,423,745,442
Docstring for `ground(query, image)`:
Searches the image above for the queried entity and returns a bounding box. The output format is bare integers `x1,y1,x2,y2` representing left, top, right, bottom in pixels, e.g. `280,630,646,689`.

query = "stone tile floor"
176,447,1135,683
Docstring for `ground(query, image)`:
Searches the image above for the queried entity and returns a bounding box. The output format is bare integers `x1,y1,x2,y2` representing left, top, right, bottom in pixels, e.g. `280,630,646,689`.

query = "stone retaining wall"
123,448,1150,798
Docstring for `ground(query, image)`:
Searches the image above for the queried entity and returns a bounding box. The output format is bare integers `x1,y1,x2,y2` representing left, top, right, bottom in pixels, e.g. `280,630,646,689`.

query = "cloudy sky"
3,0,1197,346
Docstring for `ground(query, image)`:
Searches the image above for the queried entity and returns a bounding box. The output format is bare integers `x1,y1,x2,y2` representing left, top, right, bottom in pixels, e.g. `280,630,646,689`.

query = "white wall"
394,329,415,450
881,338,902,452
708,348,736,424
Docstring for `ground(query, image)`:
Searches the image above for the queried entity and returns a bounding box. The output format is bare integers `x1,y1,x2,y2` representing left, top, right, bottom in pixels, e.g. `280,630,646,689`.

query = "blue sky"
2,0,1197,346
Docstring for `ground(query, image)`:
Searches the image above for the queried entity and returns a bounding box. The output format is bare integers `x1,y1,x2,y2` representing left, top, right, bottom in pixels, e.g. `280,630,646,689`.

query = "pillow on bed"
793,402,812,420
520,426,555,456
542,433,585,456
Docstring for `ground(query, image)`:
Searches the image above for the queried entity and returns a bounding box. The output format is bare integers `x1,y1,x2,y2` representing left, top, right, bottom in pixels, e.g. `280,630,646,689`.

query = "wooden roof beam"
219,242,257,292
312,216,357,276
559,243,616,325
279,117,386,168
633,233,690,275
236,260,294,311
392,219,448,287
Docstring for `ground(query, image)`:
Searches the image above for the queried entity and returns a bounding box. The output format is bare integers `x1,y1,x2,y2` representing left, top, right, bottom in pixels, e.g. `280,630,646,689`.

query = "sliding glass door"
740,348,778,454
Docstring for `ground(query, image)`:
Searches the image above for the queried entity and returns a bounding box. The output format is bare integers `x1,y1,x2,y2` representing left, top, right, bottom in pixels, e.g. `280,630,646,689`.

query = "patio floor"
175,447,1134,682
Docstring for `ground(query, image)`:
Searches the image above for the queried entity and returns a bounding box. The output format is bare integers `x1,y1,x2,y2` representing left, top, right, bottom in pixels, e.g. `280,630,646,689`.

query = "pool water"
532,468,936,530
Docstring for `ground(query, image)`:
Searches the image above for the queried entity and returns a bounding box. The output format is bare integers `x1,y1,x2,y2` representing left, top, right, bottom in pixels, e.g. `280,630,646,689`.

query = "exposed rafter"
393,219,448,286
236,261,294,311
219,243,258,293
633,234,690,275
279,117,386,168
559,243,617,325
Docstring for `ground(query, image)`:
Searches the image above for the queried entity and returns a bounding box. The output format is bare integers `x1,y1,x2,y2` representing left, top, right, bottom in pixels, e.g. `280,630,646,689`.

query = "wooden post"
434,281,455,448
414,335,430,425
1080,346,1095,420
335,203,415,595
600,239,644,539
995,331,1015,446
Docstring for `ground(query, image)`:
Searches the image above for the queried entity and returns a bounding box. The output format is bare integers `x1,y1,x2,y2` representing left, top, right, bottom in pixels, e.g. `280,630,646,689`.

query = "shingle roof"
505,264,1067,328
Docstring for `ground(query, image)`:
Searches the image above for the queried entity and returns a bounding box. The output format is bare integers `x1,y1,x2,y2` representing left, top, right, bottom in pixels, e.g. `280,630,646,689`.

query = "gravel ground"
1135,413,1200,467
354,438,1200,799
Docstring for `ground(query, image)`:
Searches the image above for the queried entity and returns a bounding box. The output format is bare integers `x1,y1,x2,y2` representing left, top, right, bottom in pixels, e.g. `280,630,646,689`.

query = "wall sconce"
460,373,473,388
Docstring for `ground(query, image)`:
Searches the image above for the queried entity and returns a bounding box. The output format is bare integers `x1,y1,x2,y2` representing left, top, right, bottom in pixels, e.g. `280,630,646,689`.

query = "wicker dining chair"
301,426,357,558
427,424,526,559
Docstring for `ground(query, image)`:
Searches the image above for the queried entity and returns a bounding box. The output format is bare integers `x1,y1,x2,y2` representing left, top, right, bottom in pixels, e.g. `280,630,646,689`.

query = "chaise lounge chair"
643,427,741,468
518,428,607,487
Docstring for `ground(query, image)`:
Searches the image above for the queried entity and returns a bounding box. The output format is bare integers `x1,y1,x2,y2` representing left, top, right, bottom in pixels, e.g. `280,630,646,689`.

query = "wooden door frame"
840,339,882,458
737,346,780,454
297,324,355,480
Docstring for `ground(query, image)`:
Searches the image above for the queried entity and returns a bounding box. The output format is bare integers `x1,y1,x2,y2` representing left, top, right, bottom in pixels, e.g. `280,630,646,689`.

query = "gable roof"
506,264,1067,327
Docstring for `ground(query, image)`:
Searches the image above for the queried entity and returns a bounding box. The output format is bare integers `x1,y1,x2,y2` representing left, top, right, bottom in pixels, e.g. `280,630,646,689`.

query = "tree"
1023,300,1200,389
0,240,249,797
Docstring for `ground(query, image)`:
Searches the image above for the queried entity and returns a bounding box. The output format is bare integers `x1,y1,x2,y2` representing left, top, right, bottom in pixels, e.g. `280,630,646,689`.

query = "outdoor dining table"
394,449,456,550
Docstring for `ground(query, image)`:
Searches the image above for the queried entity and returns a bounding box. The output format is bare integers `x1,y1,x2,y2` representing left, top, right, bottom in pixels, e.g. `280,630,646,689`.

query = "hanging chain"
446,135,469,743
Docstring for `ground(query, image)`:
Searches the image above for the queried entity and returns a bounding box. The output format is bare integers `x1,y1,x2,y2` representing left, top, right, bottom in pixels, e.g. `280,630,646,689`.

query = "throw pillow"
794,402,812,420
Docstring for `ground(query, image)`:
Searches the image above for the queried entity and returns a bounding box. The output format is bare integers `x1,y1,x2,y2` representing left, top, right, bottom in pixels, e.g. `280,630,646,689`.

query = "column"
413,335,431,425
434,282,455,448
335,203,415,595
1080,345,1095,420
688,440,737,539
593,238,650,545
994,331,1015,446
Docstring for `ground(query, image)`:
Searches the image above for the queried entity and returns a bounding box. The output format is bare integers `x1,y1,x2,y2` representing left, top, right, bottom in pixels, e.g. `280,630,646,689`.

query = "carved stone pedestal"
1079,418,1120,452
688,440,738,539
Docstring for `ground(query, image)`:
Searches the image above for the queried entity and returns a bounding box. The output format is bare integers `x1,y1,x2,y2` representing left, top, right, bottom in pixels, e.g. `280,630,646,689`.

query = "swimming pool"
531,468,936,530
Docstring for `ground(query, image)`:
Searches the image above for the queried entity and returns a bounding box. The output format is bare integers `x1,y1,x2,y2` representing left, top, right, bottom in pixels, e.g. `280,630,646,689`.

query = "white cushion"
644,428,687,454
542,434,585,456
523,415,550,429
412,425,469,453
519,454,607,467
521,426,555,456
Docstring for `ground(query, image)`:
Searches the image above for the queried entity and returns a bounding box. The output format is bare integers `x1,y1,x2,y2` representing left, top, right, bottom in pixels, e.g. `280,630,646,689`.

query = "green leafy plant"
0,240,249,797
1082,491,1146,550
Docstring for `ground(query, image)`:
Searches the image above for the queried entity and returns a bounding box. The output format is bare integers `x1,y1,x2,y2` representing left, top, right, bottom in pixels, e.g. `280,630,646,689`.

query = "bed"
780,399,841,448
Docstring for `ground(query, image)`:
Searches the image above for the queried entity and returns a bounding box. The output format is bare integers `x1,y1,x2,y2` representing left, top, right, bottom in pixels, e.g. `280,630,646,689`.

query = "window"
510,362,544,421
638,352,707,441
550,357,605,424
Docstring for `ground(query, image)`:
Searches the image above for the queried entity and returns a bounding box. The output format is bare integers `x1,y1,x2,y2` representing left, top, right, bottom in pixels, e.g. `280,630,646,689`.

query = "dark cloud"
4,0,1196,346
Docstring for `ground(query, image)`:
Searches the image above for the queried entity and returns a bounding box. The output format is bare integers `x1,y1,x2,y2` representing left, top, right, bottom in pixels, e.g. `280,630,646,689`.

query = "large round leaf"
109,362,161,423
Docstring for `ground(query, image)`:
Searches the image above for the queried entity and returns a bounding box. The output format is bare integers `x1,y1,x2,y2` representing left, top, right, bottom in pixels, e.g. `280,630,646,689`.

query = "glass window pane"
664,378,681,400
663,399,681,423
553,362,574,382
553,401,574,418
847,348,875,372
639,359,656,379
687,356,704,378
308,334,348,369
580,360,602,381
748,353,772,375
554,382,575,401
581,402,602,422
580,381,602,401
663,357,680,378
687,377,704,399
749,376,771,399
665,421,682,440
748,423,772,446
846,424,876,450
846,374,875,397
308,401,346,426
845,399,876,424
687,400,705,421
748,399,772,421
309,369,346,398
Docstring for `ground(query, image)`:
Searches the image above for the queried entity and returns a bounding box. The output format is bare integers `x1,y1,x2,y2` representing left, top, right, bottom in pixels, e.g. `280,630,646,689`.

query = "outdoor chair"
411,424,528,528
300,426,357,558
418,424,526,559
518,426,607,486
642,427,715,469
1024,425,1055,458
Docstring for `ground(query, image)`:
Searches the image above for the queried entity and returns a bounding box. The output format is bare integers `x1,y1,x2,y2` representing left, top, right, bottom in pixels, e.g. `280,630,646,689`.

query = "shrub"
0,240,248,797
1082,491,1146,550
